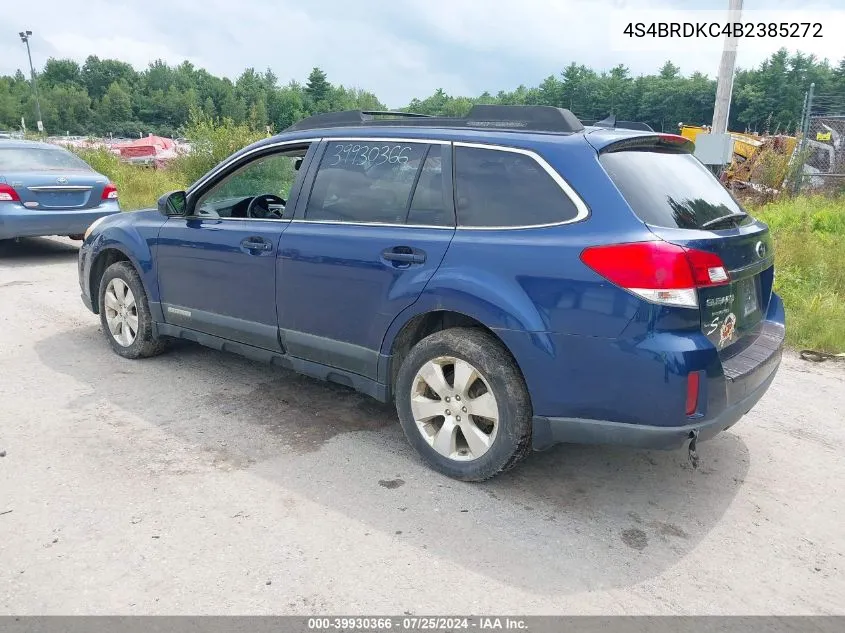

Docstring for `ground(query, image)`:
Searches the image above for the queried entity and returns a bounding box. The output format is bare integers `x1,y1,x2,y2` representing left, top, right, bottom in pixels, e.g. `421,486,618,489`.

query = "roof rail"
286,105,585,134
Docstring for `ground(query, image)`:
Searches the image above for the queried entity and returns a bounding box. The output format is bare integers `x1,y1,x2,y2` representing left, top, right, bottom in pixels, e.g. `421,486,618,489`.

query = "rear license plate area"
738,277,759,317
37,191,86,208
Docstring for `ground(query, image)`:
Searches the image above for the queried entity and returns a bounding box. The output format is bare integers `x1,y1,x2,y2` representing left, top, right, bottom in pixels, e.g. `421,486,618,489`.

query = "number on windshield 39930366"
329,143,412,167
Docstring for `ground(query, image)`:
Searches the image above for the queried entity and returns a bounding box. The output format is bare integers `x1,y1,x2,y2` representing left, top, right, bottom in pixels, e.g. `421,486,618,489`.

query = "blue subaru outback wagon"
79,106,784,480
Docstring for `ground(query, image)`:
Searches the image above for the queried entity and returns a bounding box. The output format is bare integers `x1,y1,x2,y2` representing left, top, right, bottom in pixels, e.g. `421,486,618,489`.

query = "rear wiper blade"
700,212,748,229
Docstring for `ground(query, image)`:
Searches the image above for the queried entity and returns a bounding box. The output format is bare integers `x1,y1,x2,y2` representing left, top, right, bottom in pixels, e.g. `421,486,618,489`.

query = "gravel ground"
1,237,843,615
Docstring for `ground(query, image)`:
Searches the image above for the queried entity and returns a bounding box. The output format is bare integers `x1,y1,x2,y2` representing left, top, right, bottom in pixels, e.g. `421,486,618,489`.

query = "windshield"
0,147,93,172
600,150,753,230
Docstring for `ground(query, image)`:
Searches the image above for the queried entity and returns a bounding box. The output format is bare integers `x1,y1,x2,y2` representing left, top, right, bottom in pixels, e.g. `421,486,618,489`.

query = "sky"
1,0,843,107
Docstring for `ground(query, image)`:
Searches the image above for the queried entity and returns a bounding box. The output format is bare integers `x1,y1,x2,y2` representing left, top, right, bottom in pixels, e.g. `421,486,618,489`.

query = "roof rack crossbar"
285,105,585,134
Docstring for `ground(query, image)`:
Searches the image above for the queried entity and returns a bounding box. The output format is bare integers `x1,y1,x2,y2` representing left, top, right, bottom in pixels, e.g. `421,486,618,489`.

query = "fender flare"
89,227,159,316
377,290,555,387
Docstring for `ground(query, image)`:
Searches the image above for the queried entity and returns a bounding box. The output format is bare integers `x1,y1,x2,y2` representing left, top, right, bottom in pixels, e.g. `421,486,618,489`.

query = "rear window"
600,150,752,229
0,147,92,171
454,146,580,227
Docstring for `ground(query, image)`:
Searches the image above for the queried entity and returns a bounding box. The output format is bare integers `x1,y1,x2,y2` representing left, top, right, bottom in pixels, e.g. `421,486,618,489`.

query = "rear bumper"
0,203,119,239
528,296,785,451
533,355,780,450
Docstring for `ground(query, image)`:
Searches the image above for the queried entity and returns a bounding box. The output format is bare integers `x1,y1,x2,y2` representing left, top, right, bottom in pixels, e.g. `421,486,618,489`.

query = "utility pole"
711,0,743,135
19,30,44,133
793,82,816,194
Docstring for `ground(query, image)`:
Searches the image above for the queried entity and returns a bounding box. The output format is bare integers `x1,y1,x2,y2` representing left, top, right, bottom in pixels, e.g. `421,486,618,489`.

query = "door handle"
382,247,426,265
241,237,272,252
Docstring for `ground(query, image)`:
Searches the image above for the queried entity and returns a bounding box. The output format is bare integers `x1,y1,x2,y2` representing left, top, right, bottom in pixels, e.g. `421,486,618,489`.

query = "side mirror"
157,190,187,217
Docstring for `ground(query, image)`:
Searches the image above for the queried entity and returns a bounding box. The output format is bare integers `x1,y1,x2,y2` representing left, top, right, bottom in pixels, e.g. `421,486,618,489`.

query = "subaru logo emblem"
56,176,68,184
755,241,767,259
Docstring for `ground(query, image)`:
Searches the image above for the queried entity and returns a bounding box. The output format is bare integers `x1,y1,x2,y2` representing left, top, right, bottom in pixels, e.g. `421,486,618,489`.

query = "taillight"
0,184,21,202
686,372,701,416
102,183,118,200
580,241,730,308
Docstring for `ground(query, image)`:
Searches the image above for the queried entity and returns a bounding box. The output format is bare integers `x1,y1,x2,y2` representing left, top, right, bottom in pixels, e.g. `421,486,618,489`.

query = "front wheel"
98,261,169,359
395,328,533,481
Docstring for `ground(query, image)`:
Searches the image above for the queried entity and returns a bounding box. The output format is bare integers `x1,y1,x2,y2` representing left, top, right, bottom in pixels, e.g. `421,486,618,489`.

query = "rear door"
277,138,455,379
599,146,774,353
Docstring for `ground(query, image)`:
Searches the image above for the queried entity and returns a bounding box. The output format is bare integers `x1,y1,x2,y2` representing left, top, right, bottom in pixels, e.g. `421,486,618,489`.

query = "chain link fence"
795,90,845,193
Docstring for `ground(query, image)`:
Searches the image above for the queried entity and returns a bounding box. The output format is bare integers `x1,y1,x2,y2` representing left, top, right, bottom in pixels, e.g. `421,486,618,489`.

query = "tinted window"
407,146,449,226
454,146,579,227
306,142,431,224
0,147,93,171
600,150,753,229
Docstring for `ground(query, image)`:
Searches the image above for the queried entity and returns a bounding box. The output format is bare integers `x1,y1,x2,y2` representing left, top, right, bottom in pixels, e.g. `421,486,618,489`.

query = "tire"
395,327,533,481
98,261,169,359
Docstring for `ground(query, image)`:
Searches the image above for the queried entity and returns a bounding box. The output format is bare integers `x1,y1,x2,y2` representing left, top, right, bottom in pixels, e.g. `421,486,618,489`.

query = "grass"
76,149,190,211
77,146,845,352
753,195,845,352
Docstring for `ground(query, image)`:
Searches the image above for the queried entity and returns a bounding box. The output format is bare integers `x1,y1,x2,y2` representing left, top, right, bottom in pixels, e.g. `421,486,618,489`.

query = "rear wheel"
98,261,168,359
395,327,532,481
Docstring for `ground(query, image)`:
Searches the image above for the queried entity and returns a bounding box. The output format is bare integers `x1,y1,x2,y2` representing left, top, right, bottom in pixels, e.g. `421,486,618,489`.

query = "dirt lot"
1,237,843,615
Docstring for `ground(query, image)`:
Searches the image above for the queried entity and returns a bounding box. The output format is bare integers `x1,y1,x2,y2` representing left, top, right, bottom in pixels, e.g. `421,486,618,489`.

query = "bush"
173,110,267,183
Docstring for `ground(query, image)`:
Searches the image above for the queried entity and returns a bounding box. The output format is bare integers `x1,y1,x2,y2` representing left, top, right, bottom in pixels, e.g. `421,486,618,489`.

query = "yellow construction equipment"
679,123,798,191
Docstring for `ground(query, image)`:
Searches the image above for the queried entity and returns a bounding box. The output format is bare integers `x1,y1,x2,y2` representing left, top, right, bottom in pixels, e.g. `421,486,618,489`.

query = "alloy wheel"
411,356,499,461
103,278,138,347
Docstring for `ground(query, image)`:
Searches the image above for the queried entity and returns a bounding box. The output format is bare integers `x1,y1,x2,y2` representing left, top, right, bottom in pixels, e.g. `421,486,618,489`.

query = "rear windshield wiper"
700,211,748,229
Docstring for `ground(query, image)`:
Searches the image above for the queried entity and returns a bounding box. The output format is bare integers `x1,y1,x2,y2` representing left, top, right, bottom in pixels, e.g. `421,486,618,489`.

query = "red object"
581,241,730,289
580,241,730,308
657,133,689,145
0,184,21,202
685,248,730,286
102,183,118,200
686,372,701,416
116,135,176,160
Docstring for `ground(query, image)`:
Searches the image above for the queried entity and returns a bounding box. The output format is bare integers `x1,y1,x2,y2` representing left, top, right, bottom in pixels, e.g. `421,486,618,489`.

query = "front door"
277,139,455,379
156,142,315,351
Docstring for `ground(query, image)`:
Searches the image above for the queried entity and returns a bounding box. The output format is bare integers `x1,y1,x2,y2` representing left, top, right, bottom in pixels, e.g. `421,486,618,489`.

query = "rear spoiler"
583,117,655,132
599,134,694,154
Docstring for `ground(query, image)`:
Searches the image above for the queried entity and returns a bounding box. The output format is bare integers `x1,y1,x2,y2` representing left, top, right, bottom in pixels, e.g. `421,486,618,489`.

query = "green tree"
45,84,93,134
40,59,83,88
82,56,137,100
1,48,838,139
305,67,331,110
99,81,133,128
267,83,306,130
659,61,681,80
248,99,268,130
202,96,217,118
